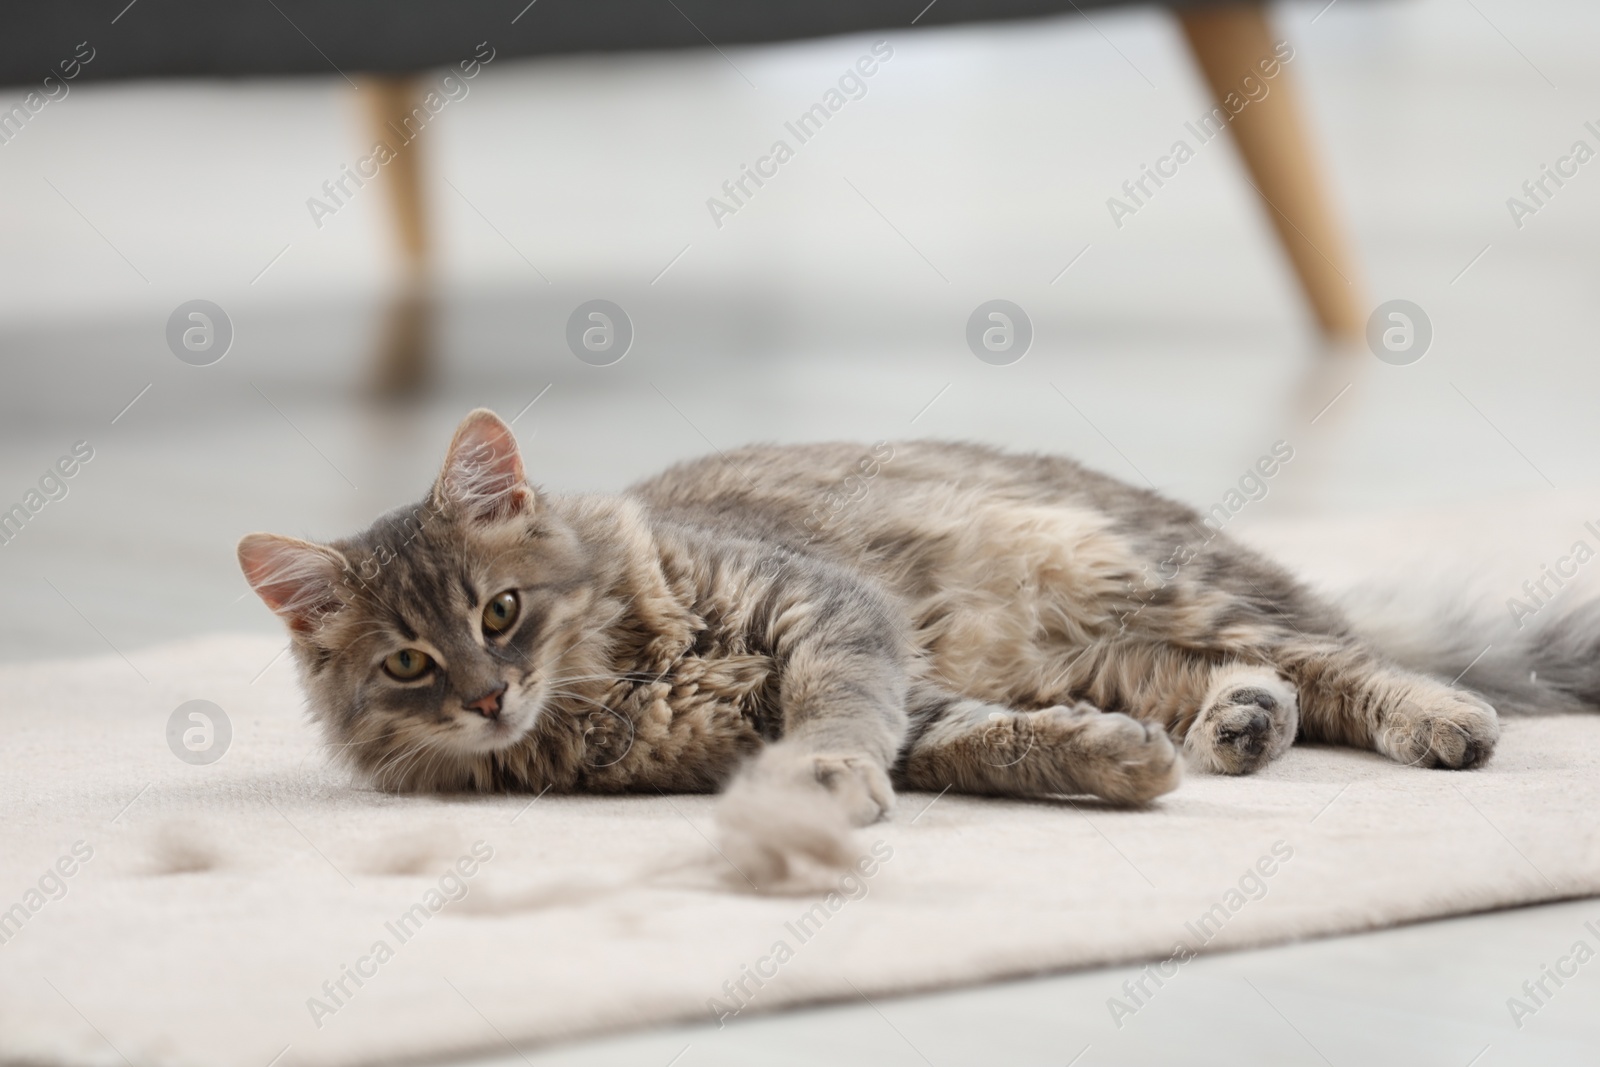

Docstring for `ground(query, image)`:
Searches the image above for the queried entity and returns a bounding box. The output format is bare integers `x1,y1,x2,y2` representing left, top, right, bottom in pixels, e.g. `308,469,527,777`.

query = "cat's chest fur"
566,639,776,793
529,525,785,794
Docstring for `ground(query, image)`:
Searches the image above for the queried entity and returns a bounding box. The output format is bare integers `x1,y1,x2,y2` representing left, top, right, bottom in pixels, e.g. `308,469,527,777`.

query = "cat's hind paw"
1186,668,1299,775
1378,688,1499,769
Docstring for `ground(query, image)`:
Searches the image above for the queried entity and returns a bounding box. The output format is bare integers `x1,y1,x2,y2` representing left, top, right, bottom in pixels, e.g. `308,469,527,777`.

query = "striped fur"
240,411,1528,882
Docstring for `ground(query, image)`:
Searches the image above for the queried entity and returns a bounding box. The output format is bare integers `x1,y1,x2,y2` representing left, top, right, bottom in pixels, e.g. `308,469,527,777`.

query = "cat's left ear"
434,408,534,523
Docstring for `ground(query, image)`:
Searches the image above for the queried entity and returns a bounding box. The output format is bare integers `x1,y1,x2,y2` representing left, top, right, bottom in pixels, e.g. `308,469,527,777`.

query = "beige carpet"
4,509,1600,1066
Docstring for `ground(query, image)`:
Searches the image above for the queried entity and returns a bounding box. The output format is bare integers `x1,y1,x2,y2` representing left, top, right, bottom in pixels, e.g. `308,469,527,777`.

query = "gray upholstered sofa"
4,2,1362,390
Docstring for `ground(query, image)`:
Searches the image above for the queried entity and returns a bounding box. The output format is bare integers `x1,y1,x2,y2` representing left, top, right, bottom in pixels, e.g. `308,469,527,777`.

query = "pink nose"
465,684,507,720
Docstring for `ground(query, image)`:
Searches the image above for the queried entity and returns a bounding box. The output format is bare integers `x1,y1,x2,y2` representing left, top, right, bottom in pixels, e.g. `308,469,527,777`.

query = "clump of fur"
357,825,469,876
715,751,869,894
144,820,225,875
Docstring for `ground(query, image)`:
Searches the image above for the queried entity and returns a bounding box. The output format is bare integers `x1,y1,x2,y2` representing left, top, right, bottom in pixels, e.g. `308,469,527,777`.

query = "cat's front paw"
1378,689,1499,769
807,753,894,825
712,747,890,892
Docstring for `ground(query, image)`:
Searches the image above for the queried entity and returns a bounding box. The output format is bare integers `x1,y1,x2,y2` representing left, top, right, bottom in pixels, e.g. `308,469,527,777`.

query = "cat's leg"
1039,635,1493,771
999,639,1300,775
740,635,908,829
893,682,1181,804
1272,637,1499,768
1142,537,1499,767
714,554,912,887
1062,637,1495,771
1108,568,1498,768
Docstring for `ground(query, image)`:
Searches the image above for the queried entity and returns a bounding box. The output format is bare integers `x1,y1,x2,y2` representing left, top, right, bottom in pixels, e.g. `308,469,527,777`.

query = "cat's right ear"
433,408,534,523
237,533,349,632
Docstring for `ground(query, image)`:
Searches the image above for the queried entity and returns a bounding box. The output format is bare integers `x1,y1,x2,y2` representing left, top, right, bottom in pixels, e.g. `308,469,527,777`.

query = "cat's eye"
383,648,434,681
482,590,520,636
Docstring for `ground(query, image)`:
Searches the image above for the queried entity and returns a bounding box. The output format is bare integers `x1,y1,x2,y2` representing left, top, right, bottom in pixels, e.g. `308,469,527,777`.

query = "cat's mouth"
456,700,540,754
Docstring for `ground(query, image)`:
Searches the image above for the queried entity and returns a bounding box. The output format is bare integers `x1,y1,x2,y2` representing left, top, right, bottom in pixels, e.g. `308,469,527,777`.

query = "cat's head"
238,409,601,790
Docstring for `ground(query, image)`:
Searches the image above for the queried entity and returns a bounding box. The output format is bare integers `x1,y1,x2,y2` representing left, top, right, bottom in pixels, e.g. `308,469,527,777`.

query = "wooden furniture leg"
1177,5,1363,341
365,76,433,396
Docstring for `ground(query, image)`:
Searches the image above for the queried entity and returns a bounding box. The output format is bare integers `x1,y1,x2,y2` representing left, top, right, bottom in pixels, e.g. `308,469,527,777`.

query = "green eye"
383,648,434,681
482,590,520,636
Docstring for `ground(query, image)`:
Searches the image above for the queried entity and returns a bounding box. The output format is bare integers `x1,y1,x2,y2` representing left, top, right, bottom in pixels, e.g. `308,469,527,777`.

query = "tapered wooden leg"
1178,5,1363,341
365,76,433,397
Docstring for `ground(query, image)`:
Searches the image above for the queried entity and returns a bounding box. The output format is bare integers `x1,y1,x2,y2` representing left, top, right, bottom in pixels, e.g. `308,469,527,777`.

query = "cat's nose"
465,683,508,720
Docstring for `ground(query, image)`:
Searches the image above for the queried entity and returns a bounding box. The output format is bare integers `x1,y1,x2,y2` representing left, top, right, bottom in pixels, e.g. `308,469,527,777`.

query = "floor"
2,0,1598,1061
474,898,1600,1067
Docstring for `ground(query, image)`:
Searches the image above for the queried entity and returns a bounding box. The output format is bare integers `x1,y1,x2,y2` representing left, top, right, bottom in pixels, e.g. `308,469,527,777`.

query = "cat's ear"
237,533,349,632
433,408,534,523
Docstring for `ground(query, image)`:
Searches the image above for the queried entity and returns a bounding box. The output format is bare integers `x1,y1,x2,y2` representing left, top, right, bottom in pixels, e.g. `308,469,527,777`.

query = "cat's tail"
1336,581,1600,715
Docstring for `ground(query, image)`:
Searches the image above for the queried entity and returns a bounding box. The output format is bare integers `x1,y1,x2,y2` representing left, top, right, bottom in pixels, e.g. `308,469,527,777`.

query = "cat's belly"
633,439,1215,712
856,498,1150,707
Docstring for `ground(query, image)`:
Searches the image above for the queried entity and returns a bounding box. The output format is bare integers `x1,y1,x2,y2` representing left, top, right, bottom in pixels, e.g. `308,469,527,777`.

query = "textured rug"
3,509,1600,1067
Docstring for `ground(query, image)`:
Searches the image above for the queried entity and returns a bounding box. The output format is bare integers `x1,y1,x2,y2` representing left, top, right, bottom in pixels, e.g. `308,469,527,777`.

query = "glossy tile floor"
2,0,1597,1061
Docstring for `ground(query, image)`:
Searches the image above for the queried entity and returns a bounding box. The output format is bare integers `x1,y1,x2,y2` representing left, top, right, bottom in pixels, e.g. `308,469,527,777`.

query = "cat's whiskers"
544,662,667,689
322,734,394,755
541,688,633,727
367,719,449,782
367,735,425,786
541,673,630,690
377,732,458,790
407,737,455,791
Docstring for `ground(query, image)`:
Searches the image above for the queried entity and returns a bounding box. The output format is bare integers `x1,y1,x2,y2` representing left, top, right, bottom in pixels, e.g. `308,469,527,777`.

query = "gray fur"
238,412,1575,885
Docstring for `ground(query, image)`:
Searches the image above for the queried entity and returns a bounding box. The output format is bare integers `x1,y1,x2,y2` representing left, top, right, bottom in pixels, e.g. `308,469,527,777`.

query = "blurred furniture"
4,2,1363,394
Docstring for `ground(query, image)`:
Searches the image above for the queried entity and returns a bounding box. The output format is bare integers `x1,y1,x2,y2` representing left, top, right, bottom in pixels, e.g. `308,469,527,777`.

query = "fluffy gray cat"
240,409,1571,884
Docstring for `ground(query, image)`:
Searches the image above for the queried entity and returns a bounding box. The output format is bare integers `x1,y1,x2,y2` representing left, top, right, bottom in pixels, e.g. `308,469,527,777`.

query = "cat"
240,408,1568,884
